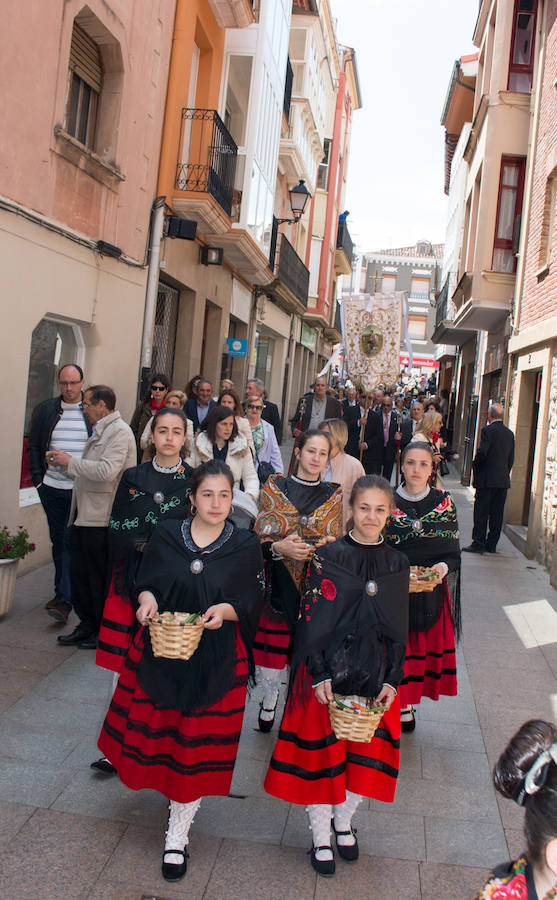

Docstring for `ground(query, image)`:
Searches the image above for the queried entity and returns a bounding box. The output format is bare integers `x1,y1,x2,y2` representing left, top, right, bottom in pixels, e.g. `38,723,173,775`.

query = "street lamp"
276,179,311,225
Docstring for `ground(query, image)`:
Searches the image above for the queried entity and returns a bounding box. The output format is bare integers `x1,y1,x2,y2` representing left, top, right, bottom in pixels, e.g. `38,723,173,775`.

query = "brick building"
504,1,557,585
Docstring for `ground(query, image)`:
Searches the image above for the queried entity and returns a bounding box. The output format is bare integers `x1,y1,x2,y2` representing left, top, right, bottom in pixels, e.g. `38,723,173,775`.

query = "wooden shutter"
69,22,102,92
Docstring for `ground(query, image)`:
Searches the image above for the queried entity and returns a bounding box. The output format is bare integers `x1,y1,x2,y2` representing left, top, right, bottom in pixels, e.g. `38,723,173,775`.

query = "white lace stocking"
257,665,282,720
333,790,362,845
164,798,201,863
306,803,333,861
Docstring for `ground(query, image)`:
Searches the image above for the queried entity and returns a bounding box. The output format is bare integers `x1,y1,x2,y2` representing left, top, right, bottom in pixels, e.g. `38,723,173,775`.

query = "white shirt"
44,402,88,489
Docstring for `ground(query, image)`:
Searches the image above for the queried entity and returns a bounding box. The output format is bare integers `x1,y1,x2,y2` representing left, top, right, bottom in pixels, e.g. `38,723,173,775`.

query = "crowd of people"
25,363,543,895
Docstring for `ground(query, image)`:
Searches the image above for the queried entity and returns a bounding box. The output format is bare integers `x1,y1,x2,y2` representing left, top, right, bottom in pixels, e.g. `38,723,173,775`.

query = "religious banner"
340,292,406,392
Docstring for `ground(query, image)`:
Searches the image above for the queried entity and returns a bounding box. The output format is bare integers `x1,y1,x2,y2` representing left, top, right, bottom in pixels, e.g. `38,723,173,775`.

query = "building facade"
2,0,176,571
504,0,557,585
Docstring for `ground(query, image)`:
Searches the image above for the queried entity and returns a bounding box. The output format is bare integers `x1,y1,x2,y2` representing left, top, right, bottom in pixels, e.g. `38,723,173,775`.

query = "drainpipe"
139,196,166,396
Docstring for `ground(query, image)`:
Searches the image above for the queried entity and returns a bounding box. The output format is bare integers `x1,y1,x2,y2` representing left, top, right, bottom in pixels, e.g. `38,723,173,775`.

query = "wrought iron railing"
435,278,457,329
336,219,353,263
175,109,237,217
284,57,293,122
333,301,342,334
269,215,279,273
277,233,309,307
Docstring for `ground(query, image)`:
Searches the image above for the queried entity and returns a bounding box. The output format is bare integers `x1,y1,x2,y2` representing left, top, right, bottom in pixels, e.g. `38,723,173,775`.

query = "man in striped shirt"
28,364,91,624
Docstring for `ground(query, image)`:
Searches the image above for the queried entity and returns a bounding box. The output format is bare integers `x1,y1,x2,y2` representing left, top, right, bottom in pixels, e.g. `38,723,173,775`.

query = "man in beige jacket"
48,385,136,649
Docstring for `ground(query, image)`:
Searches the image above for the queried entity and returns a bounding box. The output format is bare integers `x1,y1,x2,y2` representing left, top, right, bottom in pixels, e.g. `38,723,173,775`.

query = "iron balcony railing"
336,219,354,263
277,233,309,308
175,109,237,217
435,278,457,330
284,56,293,122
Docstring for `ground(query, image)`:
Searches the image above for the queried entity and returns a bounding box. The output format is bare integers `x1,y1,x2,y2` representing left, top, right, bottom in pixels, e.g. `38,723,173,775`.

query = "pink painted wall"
0,0,176,262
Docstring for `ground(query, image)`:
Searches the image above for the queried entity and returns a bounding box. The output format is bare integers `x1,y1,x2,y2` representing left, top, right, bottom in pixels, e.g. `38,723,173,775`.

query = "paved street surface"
1,459,557,899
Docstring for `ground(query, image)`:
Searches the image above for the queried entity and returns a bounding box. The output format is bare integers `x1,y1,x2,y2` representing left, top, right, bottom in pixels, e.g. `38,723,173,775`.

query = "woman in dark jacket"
129,373,170,459
264,475,409,877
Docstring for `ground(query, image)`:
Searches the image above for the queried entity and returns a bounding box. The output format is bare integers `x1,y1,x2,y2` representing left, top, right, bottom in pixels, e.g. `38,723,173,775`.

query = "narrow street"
1,466,556,900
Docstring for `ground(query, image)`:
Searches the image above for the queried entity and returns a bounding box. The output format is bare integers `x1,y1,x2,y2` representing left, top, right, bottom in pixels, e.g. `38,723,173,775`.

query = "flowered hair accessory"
515,742,557,806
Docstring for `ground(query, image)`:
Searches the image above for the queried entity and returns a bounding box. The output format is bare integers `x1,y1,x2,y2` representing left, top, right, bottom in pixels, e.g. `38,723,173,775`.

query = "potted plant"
0,525,35,617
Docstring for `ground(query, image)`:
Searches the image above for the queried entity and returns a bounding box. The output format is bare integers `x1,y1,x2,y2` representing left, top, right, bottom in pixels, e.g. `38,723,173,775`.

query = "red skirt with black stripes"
398,594,457,707
252,606,292,670
264,680,401,806
96,579,136,674
98,626,249,803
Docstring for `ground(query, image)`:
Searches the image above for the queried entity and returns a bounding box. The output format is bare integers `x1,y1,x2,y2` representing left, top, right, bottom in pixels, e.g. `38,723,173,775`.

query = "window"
224,56,253,147
508,0,537,92
317,139,331,190
492,157,526,273
65,22,102,149
410,277,430,299
408,315,427,340
381,274,396,294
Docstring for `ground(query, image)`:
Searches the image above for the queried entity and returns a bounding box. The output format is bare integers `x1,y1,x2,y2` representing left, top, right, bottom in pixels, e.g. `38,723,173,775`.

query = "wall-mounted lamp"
200,246,224,266
276,179,312,225
96,240,122,259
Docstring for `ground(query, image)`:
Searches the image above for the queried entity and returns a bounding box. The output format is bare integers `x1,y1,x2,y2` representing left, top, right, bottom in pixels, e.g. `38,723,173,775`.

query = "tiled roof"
372,242,444,260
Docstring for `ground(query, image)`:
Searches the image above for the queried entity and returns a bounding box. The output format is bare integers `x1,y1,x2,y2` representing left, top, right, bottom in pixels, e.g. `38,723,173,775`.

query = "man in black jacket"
463,403,515,554
361,395,400,480
291,377,342,436
246,378,282,443
342,386,363,458
28,364,92,622
184,379,216,432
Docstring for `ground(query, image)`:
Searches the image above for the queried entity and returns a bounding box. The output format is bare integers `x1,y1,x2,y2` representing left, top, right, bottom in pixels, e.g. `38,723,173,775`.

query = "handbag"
439,457,450,477
257,459,275,485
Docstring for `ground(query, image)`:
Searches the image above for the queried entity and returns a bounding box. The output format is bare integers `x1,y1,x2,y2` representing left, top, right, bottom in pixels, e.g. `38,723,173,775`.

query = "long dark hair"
493,719,557,865
185,374,202,400
218,388,244,417
200,405,238,444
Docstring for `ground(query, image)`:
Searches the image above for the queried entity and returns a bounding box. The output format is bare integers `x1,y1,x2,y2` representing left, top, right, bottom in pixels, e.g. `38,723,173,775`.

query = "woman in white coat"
245,394,283,480
186,405,260,502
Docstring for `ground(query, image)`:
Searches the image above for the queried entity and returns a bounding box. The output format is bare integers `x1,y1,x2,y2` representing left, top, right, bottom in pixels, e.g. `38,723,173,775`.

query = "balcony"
266,221,309,314
335,220,353,275
452,269,515,333
174,109,237,233
431,277,475,346
207,0,255,28
324,300,342,343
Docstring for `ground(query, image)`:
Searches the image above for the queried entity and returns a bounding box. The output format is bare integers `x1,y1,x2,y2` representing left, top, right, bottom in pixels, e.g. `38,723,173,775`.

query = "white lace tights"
257,665,282,721
164,798,201,864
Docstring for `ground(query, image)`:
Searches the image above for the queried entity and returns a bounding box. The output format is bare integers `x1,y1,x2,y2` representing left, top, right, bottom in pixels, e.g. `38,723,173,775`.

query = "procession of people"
28,362,554,897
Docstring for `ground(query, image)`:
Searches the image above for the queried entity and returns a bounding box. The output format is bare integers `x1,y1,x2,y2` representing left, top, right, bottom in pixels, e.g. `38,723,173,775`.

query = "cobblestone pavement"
1,461,557,899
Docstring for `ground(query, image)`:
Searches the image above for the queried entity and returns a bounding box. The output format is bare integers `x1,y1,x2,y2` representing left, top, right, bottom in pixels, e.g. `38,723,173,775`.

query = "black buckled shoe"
258,700,277,733
400,705,416,733
162,848,188,882
57,625,95,646
332,823,359,861
309,845,335,877
90,757,116,775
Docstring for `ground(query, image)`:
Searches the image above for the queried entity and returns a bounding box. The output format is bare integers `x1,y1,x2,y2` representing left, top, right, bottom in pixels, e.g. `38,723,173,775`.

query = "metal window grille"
151,283,179,379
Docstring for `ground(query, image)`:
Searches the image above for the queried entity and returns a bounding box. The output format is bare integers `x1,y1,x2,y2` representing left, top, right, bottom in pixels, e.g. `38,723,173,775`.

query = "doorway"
522,370,541,525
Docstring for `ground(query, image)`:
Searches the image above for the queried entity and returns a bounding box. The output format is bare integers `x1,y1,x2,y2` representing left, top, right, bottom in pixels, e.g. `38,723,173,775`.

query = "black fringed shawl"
135,518,265,713
107,461,193,599
385,489,461,640
290,536,409,704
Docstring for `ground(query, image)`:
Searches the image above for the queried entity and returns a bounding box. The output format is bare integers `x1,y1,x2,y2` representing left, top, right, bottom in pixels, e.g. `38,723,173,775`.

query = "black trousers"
70,525,108,634
381,458,395,482
472,488,508,551
37,483,72,607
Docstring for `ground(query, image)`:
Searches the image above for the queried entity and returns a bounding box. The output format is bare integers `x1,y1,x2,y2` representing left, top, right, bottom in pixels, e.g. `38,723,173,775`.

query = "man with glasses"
28,364,91,624
50,385,136,649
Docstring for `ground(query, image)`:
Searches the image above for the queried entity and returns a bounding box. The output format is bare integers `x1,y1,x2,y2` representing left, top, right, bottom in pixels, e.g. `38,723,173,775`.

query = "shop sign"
225,338,248,357
399,355,440,369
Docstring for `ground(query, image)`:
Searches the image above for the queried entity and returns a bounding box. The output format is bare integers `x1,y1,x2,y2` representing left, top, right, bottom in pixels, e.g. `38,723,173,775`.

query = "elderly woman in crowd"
244,393,283,483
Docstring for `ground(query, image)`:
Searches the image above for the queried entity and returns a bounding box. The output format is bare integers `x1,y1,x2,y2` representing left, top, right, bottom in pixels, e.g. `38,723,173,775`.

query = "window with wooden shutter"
65,22,102,149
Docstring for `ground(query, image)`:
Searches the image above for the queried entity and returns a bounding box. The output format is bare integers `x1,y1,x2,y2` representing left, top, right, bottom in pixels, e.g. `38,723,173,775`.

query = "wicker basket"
148,612,204,660
409,565,439,593
328,695,385,743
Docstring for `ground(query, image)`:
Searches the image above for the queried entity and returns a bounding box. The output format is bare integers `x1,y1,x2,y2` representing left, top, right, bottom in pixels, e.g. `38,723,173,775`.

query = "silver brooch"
153,492,165,504
263,524,272,535
365,580,378,596
299,515,309,527
411,520,423,533
190,559,204,575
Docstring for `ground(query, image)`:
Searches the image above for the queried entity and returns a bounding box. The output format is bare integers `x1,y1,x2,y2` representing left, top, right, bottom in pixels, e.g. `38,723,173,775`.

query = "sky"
329,0,479,254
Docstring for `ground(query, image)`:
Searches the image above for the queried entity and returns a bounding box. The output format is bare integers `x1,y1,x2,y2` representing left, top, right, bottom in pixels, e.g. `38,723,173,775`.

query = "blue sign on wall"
225,338,248,357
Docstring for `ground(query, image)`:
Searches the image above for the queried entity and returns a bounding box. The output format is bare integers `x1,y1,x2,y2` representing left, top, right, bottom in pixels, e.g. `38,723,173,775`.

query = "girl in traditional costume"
97,460,264,882
264,475,409,876
254,429,343,732
385,442,460,733
473,719,557,900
